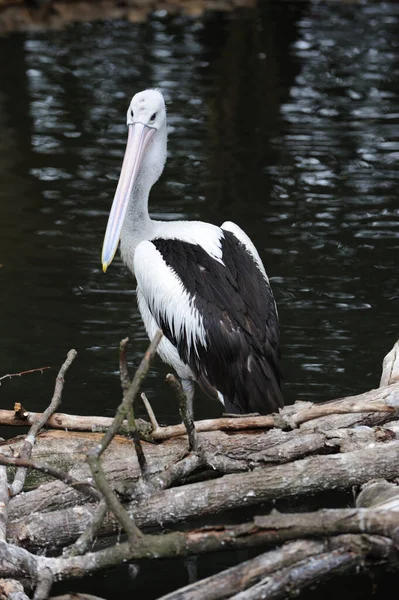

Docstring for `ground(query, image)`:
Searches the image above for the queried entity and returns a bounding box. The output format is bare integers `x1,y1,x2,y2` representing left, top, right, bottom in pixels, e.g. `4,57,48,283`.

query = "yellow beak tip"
102,263,108,274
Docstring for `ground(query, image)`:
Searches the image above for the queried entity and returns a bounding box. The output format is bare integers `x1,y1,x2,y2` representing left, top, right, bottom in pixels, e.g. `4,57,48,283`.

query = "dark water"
0,0,398,597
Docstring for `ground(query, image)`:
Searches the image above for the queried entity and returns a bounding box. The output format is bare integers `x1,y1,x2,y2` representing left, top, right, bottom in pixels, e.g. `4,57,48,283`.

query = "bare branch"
50,595,107,600
230,549,359,600
86,450,142,545
0,383,397,442
151,452,205,493
141,392,160,432
380,340,399,387
0,367,50,384
157,540,333,600
10,350,77,497
127,404,148,477
119,337,131,394
0,455,100,502
95,330,162,457
84,332,163,544
0,448,10,543
0,410,153,439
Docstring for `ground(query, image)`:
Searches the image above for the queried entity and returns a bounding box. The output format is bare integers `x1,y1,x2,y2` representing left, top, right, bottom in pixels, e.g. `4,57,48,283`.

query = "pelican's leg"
181,379,194,420
181,379,199,451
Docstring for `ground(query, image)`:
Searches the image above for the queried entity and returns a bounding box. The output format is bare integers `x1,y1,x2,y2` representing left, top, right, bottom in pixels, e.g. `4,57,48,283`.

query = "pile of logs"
0,335,398,600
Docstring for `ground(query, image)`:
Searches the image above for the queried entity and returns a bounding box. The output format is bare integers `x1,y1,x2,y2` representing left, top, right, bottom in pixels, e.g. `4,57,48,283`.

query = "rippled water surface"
1,2,398,417
0,1,398,594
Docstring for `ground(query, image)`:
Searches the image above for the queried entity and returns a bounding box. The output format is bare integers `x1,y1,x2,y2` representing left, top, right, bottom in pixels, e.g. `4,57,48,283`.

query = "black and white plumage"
102,89,283,415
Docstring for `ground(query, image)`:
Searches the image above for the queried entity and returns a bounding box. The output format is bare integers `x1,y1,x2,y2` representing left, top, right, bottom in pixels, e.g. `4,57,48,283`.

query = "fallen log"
1,380,397,439
0,339,398,600
5,430,399,551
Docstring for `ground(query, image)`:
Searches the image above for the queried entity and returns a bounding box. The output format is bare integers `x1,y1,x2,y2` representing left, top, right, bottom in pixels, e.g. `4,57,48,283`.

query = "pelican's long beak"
101,122,155,272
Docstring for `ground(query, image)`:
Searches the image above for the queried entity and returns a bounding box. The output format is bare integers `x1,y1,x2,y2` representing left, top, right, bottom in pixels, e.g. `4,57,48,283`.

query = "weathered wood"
1,381,397,440
0,340,399,599
230,549,359,600
3,390,397,493
50,595,106,600
0,410,151,438
157,504,399,599
3,415,397,523
380,340,399,386
7,440,399,551
0,578,30,600
0,449,9,542
356,479,399,510
231,537,386,600
158,540,330,600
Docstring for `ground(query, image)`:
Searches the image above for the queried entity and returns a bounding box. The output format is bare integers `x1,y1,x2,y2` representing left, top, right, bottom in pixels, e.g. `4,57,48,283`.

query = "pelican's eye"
150,112,157,122
130,109,134,118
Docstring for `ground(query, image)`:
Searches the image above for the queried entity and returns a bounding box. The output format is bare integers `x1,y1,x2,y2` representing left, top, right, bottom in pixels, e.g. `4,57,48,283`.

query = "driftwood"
0,337,398,599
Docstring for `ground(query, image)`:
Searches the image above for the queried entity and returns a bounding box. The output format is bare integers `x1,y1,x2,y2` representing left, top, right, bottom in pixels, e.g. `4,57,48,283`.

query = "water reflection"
0,2,398,429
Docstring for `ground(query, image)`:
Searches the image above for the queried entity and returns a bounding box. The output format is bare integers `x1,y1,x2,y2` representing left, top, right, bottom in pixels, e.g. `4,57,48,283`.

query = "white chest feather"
134,239,208,358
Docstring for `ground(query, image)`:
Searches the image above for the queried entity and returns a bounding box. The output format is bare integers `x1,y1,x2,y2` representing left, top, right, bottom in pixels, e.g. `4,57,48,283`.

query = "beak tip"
102,262,108,274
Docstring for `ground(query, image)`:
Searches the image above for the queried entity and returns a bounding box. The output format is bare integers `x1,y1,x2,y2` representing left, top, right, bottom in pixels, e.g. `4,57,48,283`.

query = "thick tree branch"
230,548,360,600
0,382,396,441
7,437,399,551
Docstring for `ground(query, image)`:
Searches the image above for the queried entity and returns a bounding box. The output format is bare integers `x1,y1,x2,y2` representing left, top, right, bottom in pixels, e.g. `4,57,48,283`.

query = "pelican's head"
101,89,167,272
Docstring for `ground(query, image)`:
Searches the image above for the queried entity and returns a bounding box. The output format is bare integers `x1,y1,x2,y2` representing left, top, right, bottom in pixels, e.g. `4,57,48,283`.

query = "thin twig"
141,392,160,432
0,366,50,384
64,500,108,557
0,455,100,502
119,337,131,394
127,405,148,477
10,349,77,497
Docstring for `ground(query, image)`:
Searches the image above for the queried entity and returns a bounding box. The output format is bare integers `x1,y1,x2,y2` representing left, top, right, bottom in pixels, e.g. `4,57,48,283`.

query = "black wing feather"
152,231,283,414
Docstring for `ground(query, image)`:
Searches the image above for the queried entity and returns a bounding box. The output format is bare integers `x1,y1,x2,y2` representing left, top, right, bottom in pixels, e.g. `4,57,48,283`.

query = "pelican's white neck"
119,124,167,273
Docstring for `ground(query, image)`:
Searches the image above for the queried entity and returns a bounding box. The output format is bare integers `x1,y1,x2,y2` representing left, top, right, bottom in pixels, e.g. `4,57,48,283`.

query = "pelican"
102,89,283,416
